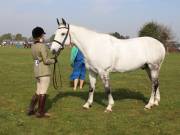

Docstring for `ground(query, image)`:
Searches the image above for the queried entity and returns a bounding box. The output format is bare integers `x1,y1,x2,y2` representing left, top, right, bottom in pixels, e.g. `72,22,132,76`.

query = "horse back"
112,37,165,72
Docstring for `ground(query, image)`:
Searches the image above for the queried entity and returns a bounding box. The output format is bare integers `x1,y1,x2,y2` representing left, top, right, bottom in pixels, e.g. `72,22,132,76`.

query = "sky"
0,0,180,41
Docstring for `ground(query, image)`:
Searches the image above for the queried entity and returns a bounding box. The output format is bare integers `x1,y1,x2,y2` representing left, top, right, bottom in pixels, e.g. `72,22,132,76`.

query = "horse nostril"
52,49,56,54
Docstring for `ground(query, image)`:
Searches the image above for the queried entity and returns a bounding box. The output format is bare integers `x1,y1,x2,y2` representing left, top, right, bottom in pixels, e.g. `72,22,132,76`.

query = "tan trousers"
36,76,50,95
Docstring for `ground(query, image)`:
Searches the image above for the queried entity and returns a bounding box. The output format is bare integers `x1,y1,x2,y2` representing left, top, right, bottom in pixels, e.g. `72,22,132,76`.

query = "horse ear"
56,18,60,26
62,18,67,26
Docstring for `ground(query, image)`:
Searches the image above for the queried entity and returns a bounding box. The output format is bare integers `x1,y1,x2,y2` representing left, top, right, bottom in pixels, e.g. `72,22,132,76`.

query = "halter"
53,24,71,51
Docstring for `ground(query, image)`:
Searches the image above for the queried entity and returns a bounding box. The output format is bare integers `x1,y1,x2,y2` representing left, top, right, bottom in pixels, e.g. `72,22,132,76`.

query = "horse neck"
70,25,98,57
70,24,97,41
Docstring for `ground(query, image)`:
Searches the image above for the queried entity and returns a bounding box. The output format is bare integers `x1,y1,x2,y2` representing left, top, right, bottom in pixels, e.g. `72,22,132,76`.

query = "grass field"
0,47,180,135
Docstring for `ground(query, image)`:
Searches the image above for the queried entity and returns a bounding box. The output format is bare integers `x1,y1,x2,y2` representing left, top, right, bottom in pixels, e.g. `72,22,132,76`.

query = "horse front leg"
83,70,97,109
100,73,114,112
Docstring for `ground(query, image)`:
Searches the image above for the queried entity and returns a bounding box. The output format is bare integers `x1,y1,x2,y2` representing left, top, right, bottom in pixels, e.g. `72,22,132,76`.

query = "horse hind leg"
144,66,154,109
100,72,114,112
145,64,160,109
153,80,160,106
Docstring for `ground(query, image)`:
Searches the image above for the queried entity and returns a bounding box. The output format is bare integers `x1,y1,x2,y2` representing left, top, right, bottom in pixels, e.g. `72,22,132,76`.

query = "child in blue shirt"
70,45,86,91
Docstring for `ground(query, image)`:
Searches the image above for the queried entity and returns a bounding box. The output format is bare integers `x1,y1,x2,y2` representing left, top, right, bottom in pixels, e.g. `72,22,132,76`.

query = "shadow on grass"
46,88,148,111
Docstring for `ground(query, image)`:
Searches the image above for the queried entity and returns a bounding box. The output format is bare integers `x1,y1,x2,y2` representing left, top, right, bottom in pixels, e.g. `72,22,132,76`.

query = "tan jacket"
31,43,55,78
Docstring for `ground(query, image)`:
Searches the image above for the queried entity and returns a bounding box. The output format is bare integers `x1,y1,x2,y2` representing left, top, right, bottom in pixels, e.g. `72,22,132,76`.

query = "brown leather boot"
27,94,38,115
36,94,50,118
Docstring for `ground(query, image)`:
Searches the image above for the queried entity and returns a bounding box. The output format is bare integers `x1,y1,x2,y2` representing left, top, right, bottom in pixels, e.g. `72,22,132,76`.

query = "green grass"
0,47,180,135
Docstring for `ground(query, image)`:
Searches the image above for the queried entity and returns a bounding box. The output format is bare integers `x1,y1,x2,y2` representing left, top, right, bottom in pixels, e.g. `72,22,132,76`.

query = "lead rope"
52,55,63,90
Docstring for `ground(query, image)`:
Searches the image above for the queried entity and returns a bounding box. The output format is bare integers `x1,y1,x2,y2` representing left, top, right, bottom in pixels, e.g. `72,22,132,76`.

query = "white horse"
51,18,166,112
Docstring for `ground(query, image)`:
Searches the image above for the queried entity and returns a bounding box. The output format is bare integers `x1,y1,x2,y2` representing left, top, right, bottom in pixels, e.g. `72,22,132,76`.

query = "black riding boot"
36,94,50,118
27,94,38,115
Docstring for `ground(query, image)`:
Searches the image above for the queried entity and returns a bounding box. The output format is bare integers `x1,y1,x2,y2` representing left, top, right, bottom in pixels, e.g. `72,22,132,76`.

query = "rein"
52,54,62,90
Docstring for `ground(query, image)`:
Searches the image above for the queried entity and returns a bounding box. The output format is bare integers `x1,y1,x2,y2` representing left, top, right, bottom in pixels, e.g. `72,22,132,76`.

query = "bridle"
53,24,71,51
52,24,71,90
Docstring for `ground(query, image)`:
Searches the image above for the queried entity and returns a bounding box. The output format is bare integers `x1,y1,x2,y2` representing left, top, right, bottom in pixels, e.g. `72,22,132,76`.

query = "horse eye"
61,33,65,36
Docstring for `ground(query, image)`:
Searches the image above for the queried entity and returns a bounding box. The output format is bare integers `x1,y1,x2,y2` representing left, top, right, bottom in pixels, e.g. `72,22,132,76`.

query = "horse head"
51,18,71,54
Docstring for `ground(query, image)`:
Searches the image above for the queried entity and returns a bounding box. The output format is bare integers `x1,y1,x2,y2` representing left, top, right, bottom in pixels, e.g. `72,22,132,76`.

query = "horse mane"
70,24,120,42
71,24,99,34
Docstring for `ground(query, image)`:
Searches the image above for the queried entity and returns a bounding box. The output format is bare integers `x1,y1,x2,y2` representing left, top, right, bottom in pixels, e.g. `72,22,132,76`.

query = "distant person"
27,27,57,118
70,45,86,91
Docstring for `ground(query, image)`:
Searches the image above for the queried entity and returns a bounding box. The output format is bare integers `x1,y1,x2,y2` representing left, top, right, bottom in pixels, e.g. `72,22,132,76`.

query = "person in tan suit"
27,27,56,118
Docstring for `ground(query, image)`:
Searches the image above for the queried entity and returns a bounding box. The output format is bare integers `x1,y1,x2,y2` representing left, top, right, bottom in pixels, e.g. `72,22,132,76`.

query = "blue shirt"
75,50,84,63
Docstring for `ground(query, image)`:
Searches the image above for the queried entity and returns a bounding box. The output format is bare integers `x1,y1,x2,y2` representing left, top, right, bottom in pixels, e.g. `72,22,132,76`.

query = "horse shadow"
46,88,148,111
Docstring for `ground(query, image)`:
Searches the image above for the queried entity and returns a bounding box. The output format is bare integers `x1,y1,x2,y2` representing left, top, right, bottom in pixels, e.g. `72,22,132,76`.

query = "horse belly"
113,57,146,72
112,47,147,72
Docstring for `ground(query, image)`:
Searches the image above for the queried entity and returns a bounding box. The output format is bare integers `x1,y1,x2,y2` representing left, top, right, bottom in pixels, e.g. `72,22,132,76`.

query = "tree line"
0,33,56,44
110,21,178,51
0,21,178,50
138,21,176,50
0,33,28,43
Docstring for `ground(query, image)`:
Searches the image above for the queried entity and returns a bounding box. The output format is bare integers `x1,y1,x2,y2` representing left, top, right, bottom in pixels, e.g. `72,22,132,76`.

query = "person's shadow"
46,88,148,111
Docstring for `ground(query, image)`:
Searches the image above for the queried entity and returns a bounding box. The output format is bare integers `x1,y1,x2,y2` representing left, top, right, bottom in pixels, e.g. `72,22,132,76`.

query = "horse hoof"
83,106,89,109
144,107,150,110
154,101,159,106
83,104,90,109
104,109,112,113
144,104,152,110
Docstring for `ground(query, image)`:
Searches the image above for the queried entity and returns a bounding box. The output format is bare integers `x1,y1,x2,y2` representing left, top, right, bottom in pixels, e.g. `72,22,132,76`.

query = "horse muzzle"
52,49,57,55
